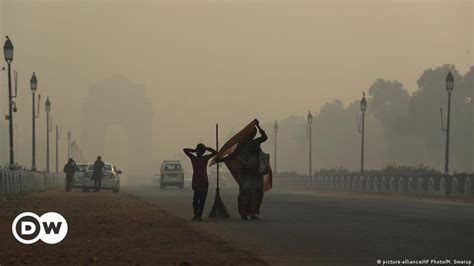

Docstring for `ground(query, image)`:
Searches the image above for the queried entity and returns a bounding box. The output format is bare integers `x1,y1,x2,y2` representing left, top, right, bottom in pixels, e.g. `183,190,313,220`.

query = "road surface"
125,184,474,265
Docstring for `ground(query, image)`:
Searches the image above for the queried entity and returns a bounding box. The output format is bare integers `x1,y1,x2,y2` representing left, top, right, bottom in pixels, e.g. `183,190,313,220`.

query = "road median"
0,189,265,265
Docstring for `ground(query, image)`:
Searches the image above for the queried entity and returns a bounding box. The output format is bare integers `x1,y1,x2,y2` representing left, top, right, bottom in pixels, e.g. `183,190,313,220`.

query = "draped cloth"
210,120,272,192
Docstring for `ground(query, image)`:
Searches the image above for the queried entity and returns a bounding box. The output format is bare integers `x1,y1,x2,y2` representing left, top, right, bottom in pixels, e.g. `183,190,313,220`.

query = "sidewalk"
0,189,266,265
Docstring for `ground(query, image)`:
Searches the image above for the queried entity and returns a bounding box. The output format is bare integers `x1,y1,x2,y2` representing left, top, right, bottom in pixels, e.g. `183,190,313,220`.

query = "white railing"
0,167,64,196
274,175,473,197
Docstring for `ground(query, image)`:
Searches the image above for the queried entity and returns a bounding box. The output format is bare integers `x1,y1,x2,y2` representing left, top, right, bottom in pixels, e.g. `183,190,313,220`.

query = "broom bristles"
208,188,230,219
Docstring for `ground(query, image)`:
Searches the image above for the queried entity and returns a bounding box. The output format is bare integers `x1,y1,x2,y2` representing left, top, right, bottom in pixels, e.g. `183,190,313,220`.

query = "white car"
83,163,122,193
160,160,184,189
72,163,90,190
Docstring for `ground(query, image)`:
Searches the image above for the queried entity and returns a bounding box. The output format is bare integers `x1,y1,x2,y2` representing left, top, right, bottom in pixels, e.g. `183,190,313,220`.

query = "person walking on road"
63,158,77,192
183,143,217,221
218,119,268,220
92,156,105,192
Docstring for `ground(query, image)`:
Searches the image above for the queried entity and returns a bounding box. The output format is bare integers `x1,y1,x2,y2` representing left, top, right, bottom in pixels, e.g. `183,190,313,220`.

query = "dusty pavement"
126,185,474,265
0,189,266,265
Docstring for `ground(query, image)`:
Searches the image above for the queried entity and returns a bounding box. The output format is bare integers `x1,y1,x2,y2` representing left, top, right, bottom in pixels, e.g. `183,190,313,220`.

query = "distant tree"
410,65,470,171
367,79,413,164
262,64,472,174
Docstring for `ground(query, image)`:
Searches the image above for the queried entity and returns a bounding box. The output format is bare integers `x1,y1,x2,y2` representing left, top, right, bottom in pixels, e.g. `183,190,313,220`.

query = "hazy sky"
0,0,472,172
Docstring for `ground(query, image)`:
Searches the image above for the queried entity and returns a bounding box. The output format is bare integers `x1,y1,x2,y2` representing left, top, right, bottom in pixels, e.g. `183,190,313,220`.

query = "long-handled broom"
208,123,230,219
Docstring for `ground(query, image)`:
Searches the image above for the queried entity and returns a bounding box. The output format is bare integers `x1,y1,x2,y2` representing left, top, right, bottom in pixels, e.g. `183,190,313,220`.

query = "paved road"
125,184,474,265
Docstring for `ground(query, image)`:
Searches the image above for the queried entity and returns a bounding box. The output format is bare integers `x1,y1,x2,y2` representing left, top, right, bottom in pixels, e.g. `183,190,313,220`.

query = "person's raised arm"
183,148,196,158
204,147,217,159
255,121,268,144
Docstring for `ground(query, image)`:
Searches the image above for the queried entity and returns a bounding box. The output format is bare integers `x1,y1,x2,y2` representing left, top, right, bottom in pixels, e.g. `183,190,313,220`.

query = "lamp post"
3,36,15,167
55,125,61,173
31,72,40,171
67,131,71,158
444,72,454,174
360,92,367,176
70,141,77,161
45,97,51,172
273,120,278,174
307,111,313,176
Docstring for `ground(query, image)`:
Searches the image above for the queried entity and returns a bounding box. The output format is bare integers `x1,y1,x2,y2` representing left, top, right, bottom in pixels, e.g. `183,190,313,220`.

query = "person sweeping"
183,143,217,221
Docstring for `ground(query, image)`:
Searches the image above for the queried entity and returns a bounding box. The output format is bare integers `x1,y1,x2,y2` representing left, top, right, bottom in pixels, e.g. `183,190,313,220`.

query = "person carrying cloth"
215,119,272,220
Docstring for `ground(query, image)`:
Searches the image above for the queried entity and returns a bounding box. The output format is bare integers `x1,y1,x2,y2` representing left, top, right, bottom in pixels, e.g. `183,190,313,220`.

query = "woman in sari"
233,119,267,220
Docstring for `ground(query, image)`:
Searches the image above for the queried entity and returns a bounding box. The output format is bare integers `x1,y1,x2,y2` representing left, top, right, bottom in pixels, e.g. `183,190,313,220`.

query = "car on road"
160,160,184,189
72,163,90,190
83,163,122,193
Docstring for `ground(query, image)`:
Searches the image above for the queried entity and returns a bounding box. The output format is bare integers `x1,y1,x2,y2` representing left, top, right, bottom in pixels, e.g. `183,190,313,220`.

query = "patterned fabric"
238,172,264,216
211,120,272,192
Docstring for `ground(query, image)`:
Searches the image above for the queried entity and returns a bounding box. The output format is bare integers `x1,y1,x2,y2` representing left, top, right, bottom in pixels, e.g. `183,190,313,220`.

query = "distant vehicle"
83,163,122,193
72,163,89,190
160,160,184,189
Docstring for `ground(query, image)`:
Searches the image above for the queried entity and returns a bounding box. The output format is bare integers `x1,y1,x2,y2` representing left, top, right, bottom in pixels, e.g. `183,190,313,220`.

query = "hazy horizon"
0,0,472,175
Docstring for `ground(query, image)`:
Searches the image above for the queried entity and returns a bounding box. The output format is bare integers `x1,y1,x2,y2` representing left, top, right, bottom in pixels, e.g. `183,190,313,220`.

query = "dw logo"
12,212,68,244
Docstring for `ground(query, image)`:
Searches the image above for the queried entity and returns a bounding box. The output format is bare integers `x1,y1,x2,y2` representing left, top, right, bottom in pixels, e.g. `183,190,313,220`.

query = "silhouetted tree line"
263,65,473,174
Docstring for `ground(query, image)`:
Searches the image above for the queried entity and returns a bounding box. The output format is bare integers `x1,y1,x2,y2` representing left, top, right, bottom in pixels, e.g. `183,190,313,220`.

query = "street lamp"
71,141,76,160
273,120,278,175
444,72,454,174
31,72,40,171
67,131,71,158
359,92,367,176
3,36,15,167
45,97,51,172
55,125,61,173
307,111,313,176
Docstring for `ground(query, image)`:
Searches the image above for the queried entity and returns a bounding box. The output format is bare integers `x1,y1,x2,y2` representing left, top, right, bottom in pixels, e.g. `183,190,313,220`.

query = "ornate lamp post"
307,111,313,176
45,97,51,172
444,72,454,174
360,92,367,176
31,72,40,171
3,36,15,167
273,120,278,174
